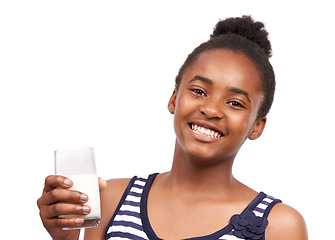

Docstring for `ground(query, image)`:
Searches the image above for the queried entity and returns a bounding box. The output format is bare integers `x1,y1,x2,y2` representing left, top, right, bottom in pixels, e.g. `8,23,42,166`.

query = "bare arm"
266,203,308,240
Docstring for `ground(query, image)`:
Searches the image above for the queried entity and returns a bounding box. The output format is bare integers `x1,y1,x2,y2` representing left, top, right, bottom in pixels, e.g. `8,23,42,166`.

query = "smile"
190,124,223,139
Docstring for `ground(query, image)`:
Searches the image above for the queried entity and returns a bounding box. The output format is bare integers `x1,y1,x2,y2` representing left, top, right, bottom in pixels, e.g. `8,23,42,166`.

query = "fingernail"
80,194,88,202
75,218,84,225
82,205,91,214
64,179,72,187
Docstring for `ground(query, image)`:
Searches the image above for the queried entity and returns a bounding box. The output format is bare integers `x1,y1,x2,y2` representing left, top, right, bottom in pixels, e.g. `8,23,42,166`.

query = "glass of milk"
55,147,101,229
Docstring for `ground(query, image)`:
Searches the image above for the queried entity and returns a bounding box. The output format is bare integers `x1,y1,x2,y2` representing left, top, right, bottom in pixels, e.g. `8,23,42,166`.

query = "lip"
188,120,226,142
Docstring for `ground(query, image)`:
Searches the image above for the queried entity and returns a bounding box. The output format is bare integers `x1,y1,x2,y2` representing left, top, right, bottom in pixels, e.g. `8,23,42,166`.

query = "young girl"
37,16,308,240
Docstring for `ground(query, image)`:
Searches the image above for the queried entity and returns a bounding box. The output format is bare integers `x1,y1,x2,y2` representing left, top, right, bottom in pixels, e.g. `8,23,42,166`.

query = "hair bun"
211,15,272,58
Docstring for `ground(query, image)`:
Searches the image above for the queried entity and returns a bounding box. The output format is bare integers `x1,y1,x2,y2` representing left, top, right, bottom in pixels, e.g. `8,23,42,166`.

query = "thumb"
98,178,107,191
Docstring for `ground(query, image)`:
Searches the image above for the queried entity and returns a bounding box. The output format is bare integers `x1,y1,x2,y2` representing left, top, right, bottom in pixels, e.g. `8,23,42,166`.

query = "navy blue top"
106,173,281,240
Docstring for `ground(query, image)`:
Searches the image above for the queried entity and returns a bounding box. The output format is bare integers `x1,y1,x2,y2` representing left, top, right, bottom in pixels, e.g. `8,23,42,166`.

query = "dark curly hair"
175,15,275,119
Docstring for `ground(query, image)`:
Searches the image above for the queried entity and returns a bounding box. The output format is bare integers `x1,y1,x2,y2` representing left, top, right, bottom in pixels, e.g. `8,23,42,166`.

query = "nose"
200,97,225,119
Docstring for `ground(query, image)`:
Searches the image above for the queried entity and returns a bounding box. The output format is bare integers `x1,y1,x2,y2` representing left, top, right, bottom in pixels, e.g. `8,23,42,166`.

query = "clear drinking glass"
54,147,101,229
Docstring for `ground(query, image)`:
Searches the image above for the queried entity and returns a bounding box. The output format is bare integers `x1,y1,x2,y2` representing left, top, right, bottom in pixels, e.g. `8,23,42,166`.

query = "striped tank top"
105,173,281,240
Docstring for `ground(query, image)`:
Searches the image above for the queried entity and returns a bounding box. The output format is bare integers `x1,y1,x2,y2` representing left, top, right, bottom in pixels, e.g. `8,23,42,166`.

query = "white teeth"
191,124,222,138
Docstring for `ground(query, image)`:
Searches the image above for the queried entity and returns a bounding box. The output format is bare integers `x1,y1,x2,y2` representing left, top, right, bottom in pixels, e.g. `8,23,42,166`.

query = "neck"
165,141,237,197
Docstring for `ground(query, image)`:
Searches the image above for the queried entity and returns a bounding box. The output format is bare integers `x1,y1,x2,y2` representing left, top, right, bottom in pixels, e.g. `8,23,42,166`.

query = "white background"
0,1,334,239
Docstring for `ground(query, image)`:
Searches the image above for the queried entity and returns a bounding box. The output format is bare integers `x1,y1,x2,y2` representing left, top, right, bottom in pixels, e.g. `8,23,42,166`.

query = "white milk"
60,174,101,227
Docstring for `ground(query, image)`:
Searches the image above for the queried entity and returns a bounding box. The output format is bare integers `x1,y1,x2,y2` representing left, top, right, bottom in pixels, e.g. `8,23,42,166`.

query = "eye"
190,88,207,96
227,101,246,109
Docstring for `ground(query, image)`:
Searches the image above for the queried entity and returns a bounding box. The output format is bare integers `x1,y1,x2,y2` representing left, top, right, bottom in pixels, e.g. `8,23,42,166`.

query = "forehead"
181,49,263,93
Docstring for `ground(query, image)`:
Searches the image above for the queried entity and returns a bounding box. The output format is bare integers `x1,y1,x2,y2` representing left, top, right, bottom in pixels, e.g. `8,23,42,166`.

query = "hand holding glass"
55,147,101,229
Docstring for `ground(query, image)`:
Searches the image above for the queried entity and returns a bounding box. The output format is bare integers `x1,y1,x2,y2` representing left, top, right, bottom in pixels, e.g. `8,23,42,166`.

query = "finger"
57,217,85,228
44,217,84,229
43,188,88,206
98,178,107,191
42,203,91,219
43,175,73,193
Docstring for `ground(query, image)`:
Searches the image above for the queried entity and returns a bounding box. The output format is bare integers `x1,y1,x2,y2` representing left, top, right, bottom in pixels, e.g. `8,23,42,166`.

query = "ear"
167,89,177,114
248,117,267,140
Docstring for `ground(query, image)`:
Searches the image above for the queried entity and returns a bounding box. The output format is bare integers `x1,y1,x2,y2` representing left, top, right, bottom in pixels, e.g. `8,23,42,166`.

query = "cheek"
232,96,263,136
174,93,194,120
173,94,188,132
173,93,198,139
228,113,255,138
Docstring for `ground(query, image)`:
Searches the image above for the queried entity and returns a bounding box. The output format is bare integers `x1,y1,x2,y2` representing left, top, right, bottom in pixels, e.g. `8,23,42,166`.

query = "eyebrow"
188,75,213,85
229,87,251,103
188,75,251,103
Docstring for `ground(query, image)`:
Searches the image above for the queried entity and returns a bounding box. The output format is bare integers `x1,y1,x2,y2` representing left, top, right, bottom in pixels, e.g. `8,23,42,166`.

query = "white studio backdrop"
0,1,333,239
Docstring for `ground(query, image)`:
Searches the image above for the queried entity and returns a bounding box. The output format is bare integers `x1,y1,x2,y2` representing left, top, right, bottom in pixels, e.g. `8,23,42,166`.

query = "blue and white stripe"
218,231,241,240
106,177,149,240
253,195,276,217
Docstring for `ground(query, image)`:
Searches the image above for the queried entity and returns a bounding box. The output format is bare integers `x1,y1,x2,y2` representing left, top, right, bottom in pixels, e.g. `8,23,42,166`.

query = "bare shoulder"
84,178,132,240
103,178,133,206
266,202,308,240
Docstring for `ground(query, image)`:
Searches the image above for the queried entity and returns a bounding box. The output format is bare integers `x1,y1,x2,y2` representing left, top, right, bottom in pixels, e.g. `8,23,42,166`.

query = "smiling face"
168,49,267,164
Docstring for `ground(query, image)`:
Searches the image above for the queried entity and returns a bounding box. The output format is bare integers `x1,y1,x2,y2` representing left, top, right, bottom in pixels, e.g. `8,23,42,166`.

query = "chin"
184,147,223,166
